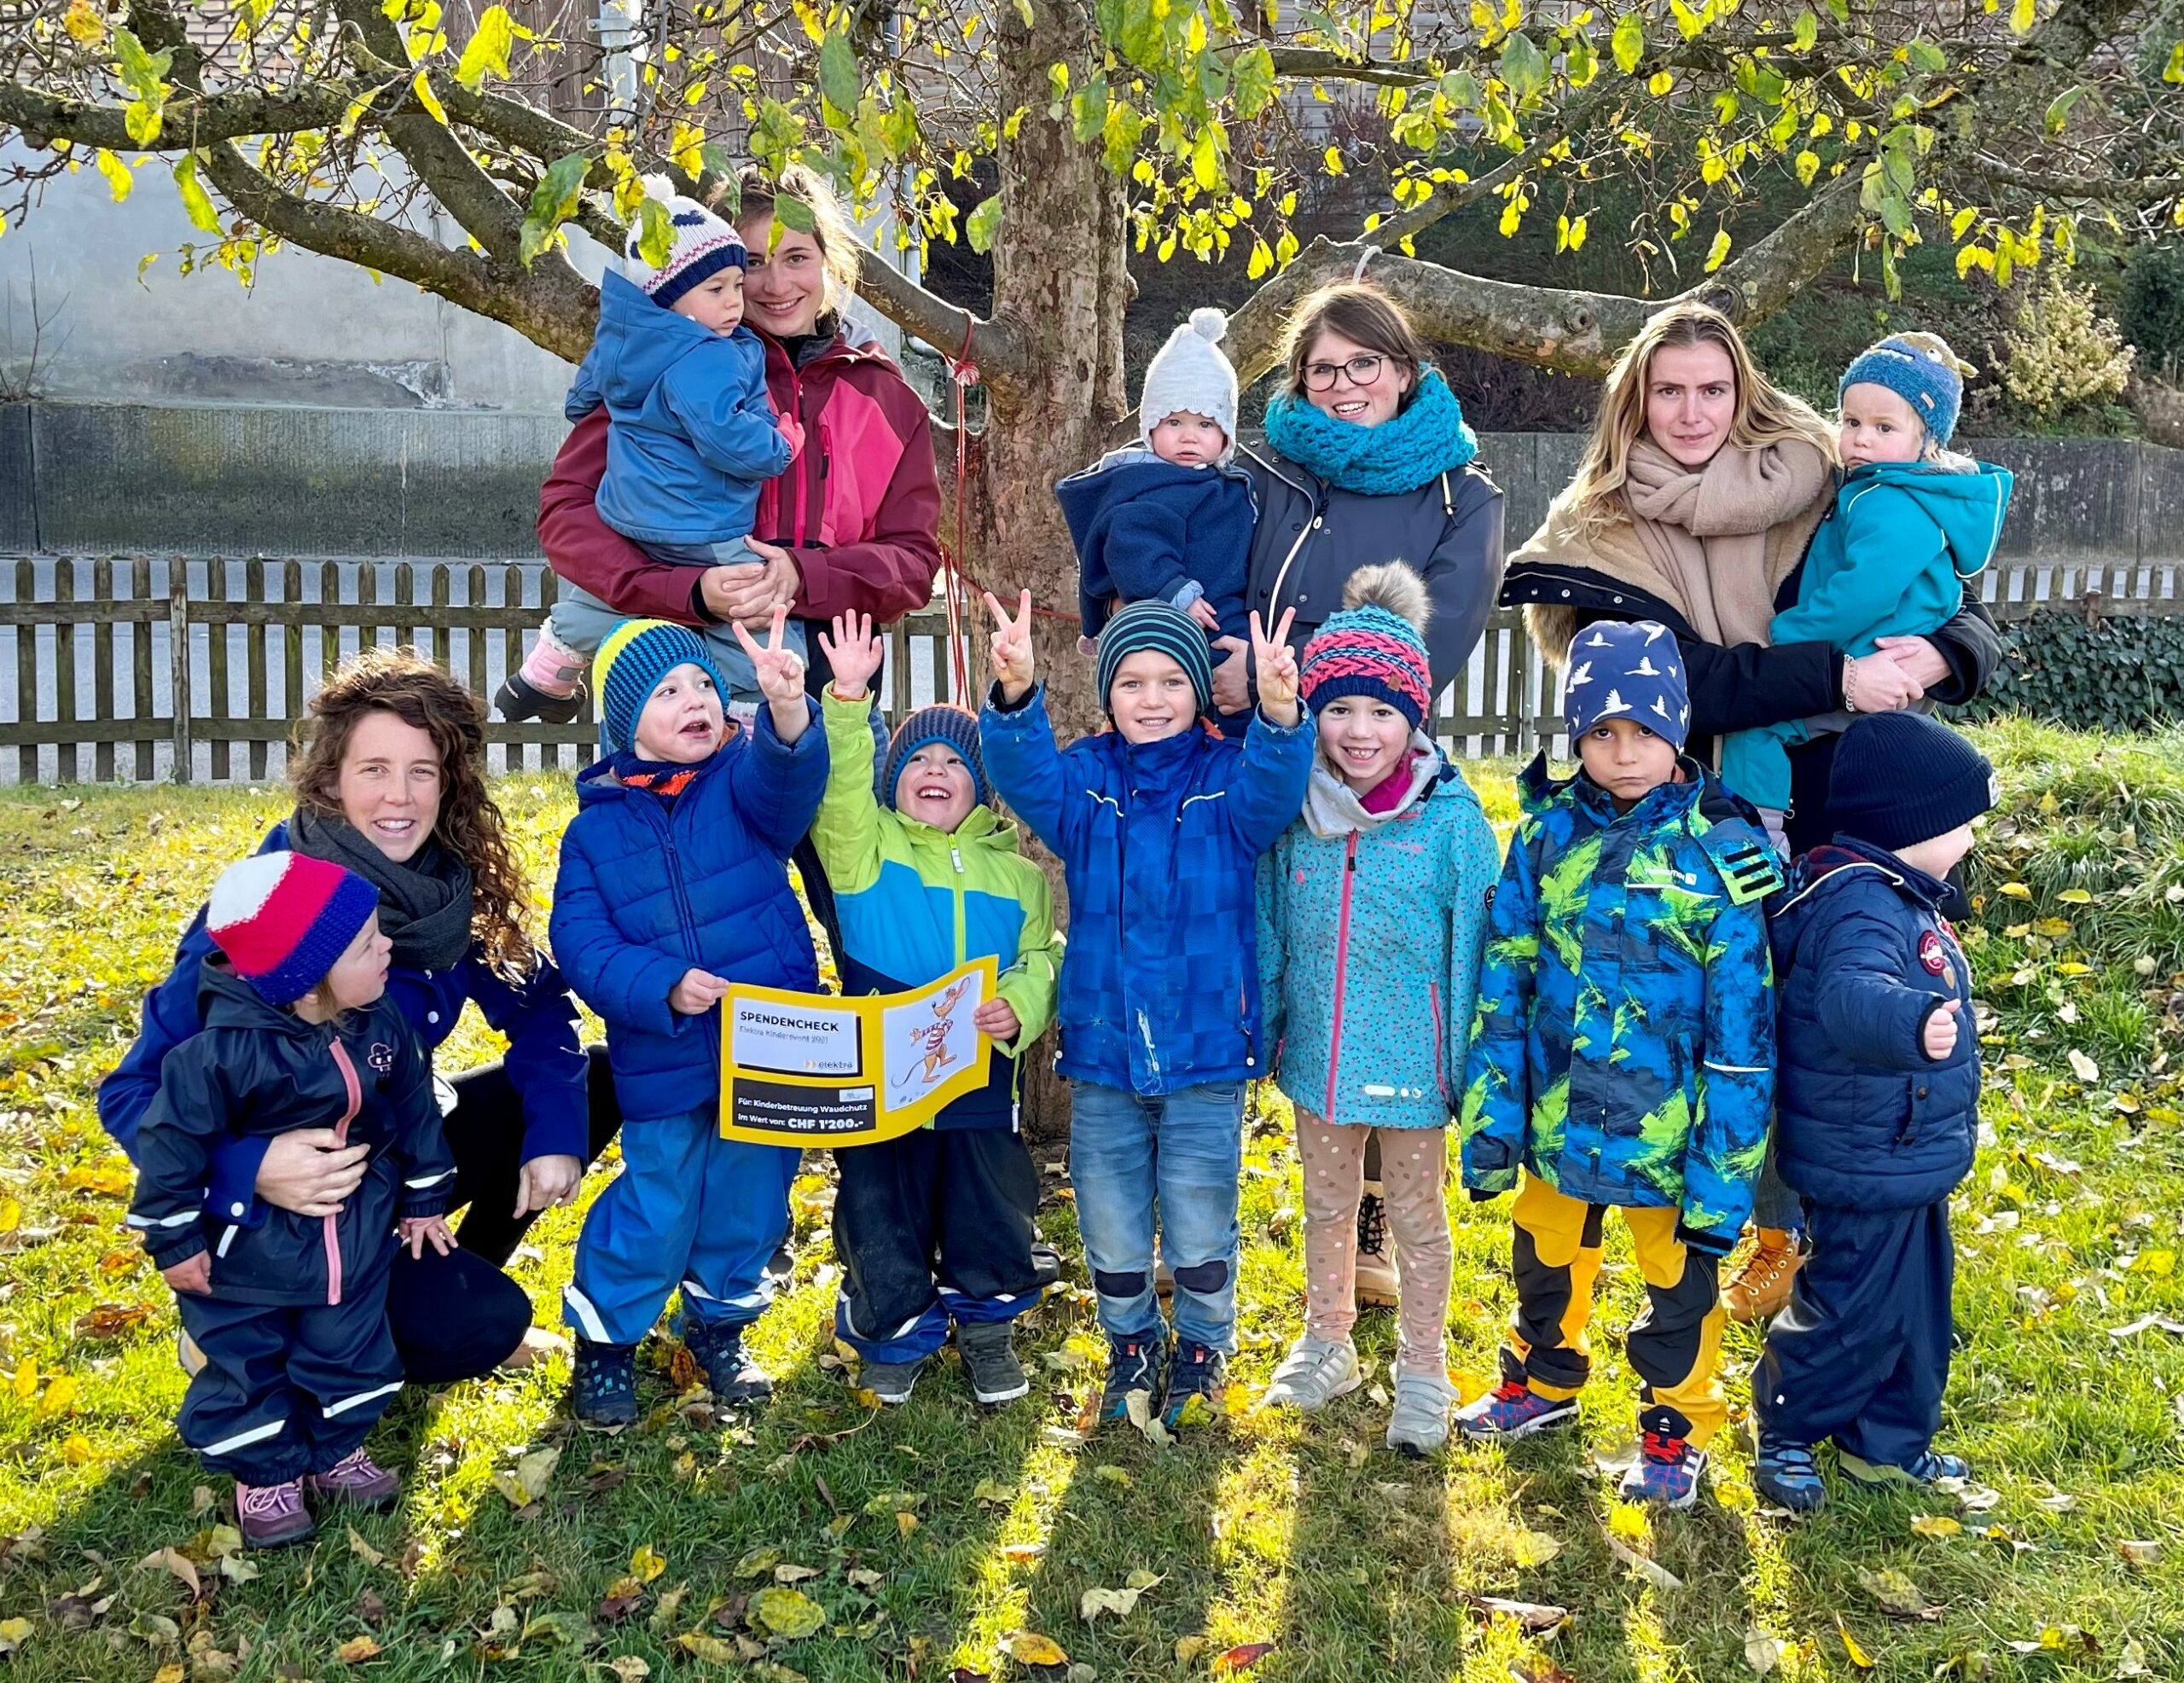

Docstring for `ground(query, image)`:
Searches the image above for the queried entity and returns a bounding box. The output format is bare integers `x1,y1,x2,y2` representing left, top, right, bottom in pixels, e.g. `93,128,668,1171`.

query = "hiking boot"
1723,1227,1803,1323
956,1320,1030,1406
1162,1341,1228,1429
1385,1368,1459,1457
570,1337,639,1430
235,1478,315,1549
1838,1448,1969,1488
1619,1430,1707,1510
1261,1334,1362,1412
859,1355,926,1406
1753,1438,1827,1513
1454,1380,1580,1442
1098,1330,1168,1424
305,1448,400,1511
682,1320,773,1405
1354,1184,1399,1308
493,670,587,725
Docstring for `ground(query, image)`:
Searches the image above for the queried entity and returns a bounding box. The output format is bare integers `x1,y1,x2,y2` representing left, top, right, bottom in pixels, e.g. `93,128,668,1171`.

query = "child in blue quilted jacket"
979,593,1314,1428
549,610,826,1427
1752,712,1995,1513
1255,564,1502,1454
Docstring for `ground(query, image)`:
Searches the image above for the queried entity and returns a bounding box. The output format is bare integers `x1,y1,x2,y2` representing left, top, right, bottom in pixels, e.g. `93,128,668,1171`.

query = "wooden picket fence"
1,554,2179,786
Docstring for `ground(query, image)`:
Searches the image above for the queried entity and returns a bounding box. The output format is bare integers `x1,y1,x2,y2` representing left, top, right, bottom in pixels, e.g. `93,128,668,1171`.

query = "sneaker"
1454,1380,1580,1442
858,1355,926,1406
570,1338,639,1430
1261,1334,1362,1412
956,1320,1030,1406
235,1478,315,1549
177,1329,207,1379
1753,1439,1827,1513
1354,1185,1398,1308
1838,1448,1969,1488
1619,1430,1707,1510
1161,1341,1228,1428
682,1320,773,1405
493,669,587,725
1723,1228,1803,1323
1098,1330,1168,1424
305,1448,400,1511
1385,1368,1459,1457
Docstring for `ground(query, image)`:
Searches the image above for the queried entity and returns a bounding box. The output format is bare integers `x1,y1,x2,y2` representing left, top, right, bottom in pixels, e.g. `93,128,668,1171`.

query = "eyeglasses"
1301,353,1387,392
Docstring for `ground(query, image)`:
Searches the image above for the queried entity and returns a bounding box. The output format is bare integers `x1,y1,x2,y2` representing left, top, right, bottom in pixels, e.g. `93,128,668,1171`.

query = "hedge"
1955,607,2184,733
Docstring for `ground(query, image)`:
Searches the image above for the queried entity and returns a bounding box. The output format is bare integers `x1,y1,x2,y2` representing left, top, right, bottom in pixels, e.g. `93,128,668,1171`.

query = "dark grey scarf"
288,805,475,973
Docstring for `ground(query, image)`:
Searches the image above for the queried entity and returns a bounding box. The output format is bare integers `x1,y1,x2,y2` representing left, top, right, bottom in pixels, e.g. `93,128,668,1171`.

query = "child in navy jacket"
1753,711,1996,1512
549,611,826,1426
979,594,1313,1428
131,851,455,1548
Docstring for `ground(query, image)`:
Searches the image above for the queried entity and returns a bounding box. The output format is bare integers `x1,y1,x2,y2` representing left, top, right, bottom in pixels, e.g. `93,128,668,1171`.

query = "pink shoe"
236,1478,315,1548
305,1447,400,1510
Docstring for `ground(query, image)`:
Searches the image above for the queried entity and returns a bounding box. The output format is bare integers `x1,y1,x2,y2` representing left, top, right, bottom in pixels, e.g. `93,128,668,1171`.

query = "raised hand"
817,611,886,701
1251,606,1301,727
732,604,813,741
985,589,1037,702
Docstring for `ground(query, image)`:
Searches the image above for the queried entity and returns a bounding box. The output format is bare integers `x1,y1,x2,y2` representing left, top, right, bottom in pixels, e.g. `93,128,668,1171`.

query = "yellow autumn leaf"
630,1544,666,1583
411,70,448,125
1007,1631,1070,1666
37,1373,78,1418
153,1666,186,1683
0,1196,18,1233
677,1632,738,1663
1705,229,1733,272
64,0,108,44
2135,1249,2175,1277
2057,887,2093,904
1999,881,2032,898
0,1617,28,1655
336,1634,382,1663
61,1433,92,1465
747,1586,825,1639
1837,1616,1874,1669
1909,1513,1961,1538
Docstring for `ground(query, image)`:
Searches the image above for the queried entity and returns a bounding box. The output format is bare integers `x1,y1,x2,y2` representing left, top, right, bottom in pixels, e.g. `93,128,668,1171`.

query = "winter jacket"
1459,755,1781,1248
809,694,1062,1129
550,701,828,1121
979,684,1314,1095
1239,443,1505,696
540,318,943,641
1055,447,1255,641
128,964,454,1306
1258,744,1502,1129
566,270,794,548
100,819,591,1230
1768,838,1980,1210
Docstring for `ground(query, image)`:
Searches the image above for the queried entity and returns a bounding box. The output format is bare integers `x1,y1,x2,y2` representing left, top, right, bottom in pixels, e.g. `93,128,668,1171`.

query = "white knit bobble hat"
1139,307,1239,462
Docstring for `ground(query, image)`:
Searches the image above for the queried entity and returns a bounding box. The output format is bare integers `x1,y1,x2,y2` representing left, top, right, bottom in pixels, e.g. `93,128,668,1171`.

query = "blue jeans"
1068,1079,1245,1353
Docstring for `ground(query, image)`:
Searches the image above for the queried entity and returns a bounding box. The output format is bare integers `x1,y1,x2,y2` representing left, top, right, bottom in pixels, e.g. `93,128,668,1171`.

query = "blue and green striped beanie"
593,618,728,752
1094,600,1214,719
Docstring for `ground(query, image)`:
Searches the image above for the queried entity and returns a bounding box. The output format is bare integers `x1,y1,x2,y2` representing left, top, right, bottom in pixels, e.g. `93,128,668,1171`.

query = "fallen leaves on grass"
1004,1630,1068,1667
973,1478,1017,1506
1856,1567,1942,1621
596,1579,648,1622
1910,1514,1964,1538
336,1634,381,1663
1210,1642,1275,1674
1079,1570,1160,1622
74,1302,154,1338
1836,1617,1874,1669
1122,1389,1171,1447
1742,1629,1780,1674
746,1587,825,1639
1604,1532,1683,1591
135,1546,201,1600
2117,1538,2164,1569
2006,1624,2100,1657
2107,1314,2184,1339
1464,1594,1568,1636
0,1617,31,1655
491,1446,561,1509
630,1543,666,1583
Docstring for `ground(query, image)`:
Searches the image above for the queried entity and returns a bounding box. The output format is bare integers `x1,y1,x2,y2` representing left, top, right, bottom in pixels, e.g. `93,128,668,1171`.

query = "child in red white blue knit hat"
129,851,456,1548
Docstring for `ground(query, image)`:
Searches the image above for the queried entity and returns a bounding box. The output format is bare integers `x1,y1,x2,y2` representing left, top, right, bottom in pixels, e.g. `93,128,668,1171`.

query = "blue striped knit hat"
1095,600,1214,719
593,618,729,752
1839,332,1972,447
884,705,990,810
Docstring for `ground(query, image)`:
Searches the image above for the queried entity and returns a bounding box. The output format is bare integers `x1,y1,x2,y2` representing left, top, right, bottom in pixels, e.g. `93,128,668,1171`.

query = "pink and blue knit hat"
206,850,380,1005
1298,563,1435,729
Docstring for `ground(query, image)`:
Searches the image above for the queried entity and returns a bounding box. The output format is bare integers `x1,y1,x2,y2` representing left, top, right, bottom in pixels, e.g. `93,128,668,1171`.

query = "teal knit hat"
1094,600,1214,718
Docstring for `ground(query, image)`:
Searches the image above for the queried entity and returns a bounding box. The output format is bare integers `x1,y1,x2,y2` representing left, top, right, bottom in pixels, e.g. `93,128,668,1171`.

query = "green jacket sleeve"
1458,820,1541,1195
992,859,1060,1057
810,693,888,896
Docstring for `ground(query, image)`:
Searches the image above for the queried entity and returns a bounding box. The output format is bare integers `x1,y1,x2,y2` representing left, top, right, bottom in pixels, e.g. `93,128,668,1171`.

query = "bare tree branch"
853,252,1025,387
1263,46,1434,89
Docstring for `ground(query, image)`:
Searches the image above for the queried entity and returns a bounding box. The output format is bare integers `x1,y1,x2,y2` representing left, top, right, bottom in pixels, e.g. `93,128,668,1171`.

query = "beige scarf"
1618,438,1832,647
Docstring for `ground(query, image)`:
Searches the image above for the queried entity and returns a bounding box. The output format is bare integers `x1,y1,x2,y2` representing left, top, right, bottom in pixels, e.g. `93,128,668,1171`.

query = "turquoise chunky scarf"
1261,367,1478,496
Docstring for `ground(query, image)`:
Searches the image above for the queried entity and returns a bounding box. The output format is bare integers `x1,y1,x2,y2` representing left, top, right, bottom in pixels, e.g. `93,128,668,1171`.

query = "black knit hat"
1828,712,1998,851
1095,600,1214,718
883,705,989,810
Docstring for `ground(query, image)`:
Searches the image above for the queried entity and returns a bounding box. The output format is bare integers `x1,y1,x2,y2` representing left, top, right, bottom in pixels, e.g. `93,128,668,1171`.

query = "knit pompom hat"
593,618,729,753
1563,620,1691,750
207,851,380,1006
1828,711,1998,852
1298,563,1435,728
884,705,990,811
1839,331,1977,447
621,176,746,311
1139,308,1239,461
1095,599,1215,719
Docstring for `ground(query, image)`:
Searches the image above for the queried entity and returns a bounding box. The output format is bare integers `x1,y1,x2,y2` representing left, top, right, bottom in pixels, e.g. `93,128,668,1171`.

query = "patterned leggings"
1296,1111,1452,1375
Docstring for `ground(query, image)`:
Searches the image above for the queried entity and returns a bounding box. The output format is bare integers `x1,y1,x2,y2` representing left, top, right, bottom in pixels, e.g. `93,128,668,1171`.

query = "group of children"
124,236,2008,1538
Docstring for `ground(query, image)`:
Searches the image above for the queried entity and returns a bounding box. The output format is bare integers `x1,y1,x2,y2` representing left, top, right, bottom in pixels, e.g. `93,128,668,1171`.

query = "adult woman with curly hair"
102,651,616,1382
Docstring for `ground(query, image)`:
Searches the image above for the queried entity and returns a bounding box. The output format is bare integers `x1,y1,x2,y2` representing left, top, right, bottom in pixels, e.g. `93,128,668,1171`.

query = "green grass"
2,724,2181,1681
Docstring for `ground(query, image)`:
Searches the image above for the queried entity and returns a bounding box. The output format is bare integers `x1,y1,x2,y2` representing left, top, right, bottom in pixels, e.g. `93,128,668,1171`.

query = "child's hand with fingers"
401,1214,456,1260
671,967,730,1015
1184,597,1222,631
162,1252,212,1296
985,589,1037,702
817,612,885,701
1251,606,1302,727
1922,997,1960,1062
732,605,813,742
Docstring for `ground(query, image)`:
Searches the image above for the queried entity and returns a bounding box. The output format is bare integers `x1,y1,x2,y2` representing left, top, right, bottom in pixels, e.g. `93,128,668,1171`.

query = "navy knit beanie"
883,705,989,810
1095,600,1214,719
593,618,729,752
1828,712,1998,852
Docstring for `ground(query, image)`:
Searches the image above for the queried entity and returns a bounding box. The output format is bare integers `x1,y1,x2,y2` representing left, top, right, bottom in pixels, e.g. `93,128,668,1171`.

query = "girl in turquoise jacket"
1255,566,1502,1454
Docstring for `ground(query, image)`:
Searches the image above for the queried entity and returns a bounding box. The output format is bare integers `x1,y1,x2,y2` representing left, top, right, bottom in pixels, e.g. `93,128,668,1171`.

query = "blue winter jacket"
566,270,793,548
1054,447,1256,641
1768,837,1980,1210
99,819,590,1231
550,701,828,1122
979,684,1314,1095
